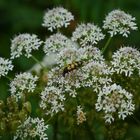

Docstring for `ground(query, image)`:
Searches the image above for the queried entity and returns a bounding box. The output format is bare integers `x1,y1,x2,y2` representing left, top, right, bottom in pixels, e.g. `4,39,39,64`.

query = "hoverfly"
62,61,83,76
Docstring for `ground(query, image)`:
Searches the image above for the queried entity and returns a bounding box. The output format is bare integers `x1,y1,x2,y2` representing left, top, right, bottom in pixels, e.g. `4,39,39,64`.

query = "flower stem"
5,75,12,80
31,55,45,69
102,37,112,54
46,117,52,123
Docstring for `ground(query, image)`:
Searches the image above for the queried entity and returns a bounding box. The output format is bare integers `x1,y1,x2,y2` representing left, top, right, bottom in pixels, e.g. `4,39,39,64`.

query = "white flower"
40,86,65,116
83,61,110,76
76,105,86,125
11,33,42,59
14,117,48,140
42,7,74,31
103,9,137,37
43,33,75,57
82,60,112,92
57,46,104,68
0,57,13,78
10,72,38,100
57,45,83,67
72,23,105,47
111,46,140,76
95,84,135,123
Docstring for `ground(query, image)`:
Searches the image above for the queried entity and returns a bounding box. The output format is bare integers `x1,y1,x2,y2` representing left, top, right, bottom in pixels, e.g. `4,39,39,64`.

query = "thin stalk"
46,117,52,123
31,55,44,69
5,75,12,80
102,37,112,54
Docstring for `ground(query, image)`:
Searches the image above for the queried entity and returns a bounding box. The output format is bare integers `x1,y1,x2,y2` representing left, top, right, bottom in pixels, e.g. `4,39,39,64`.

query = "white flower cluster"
0,57,13,78
103,9,137,37
10,72,38,100
11,33,42,59
42,7,74,31
57,45,83,67
72,23,105,47
96,84,135,123
45,45,107,98
43,33,75,57
111,46,140,76
40,86,65,116
82,61,112,92
43,42,85,97
14,117,48,140
76,105,86,125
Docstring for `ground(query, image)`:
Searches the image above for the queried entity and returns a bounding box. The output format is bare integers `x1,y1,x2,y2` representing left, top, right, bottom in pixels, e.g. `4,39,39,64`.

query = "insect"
62,61,82,76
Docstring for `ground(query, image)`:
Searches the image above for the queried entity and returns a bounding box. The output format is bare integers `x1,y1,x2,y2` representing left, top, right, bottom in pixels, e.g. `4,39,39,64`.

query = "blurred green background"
0,0,140,139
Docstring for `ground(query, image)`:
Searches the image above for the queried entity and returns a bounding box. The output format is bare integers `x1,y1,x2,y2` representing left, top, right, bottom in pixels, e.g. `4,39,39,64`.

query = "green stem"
46,117,52,123
31,55,44,69
5,75,12,80
102,37,112,54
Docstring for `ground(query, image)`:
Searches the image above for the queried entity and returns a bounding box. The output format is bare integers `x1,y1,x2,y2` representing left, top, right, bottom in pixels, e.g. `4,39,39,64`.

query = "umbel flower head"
42,7,74,31
14,117,48,140
40,85,65,116
103,9,137,37
10,72,38,100
72,23,105,47
82,60,112,92
95,84,135,123
11,33,42,59
43,33,75,57
0,57,13,78
111,46,140,76
57,45,84,67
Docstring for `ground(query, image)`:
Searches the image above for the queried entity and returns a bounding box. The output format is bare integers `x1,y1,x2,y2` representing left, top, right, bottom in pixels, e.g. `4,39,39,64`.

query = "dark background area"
0,0,140,139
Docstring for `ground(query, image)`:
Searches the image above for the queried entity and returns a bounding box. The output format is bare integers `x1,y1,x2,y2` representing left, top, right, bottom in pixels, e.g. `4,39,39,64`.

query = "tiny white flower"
10,72,38,100
72,23,104,47
103,9,137,37
11,33,42,59
104,114,114,124
0,57,13,78
14,117,48,140
111,46,140,76
57,45,83,67
43,33,75,57
42,7,74,31
95,84,135,123
40,86,65,116
82,60,112,92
